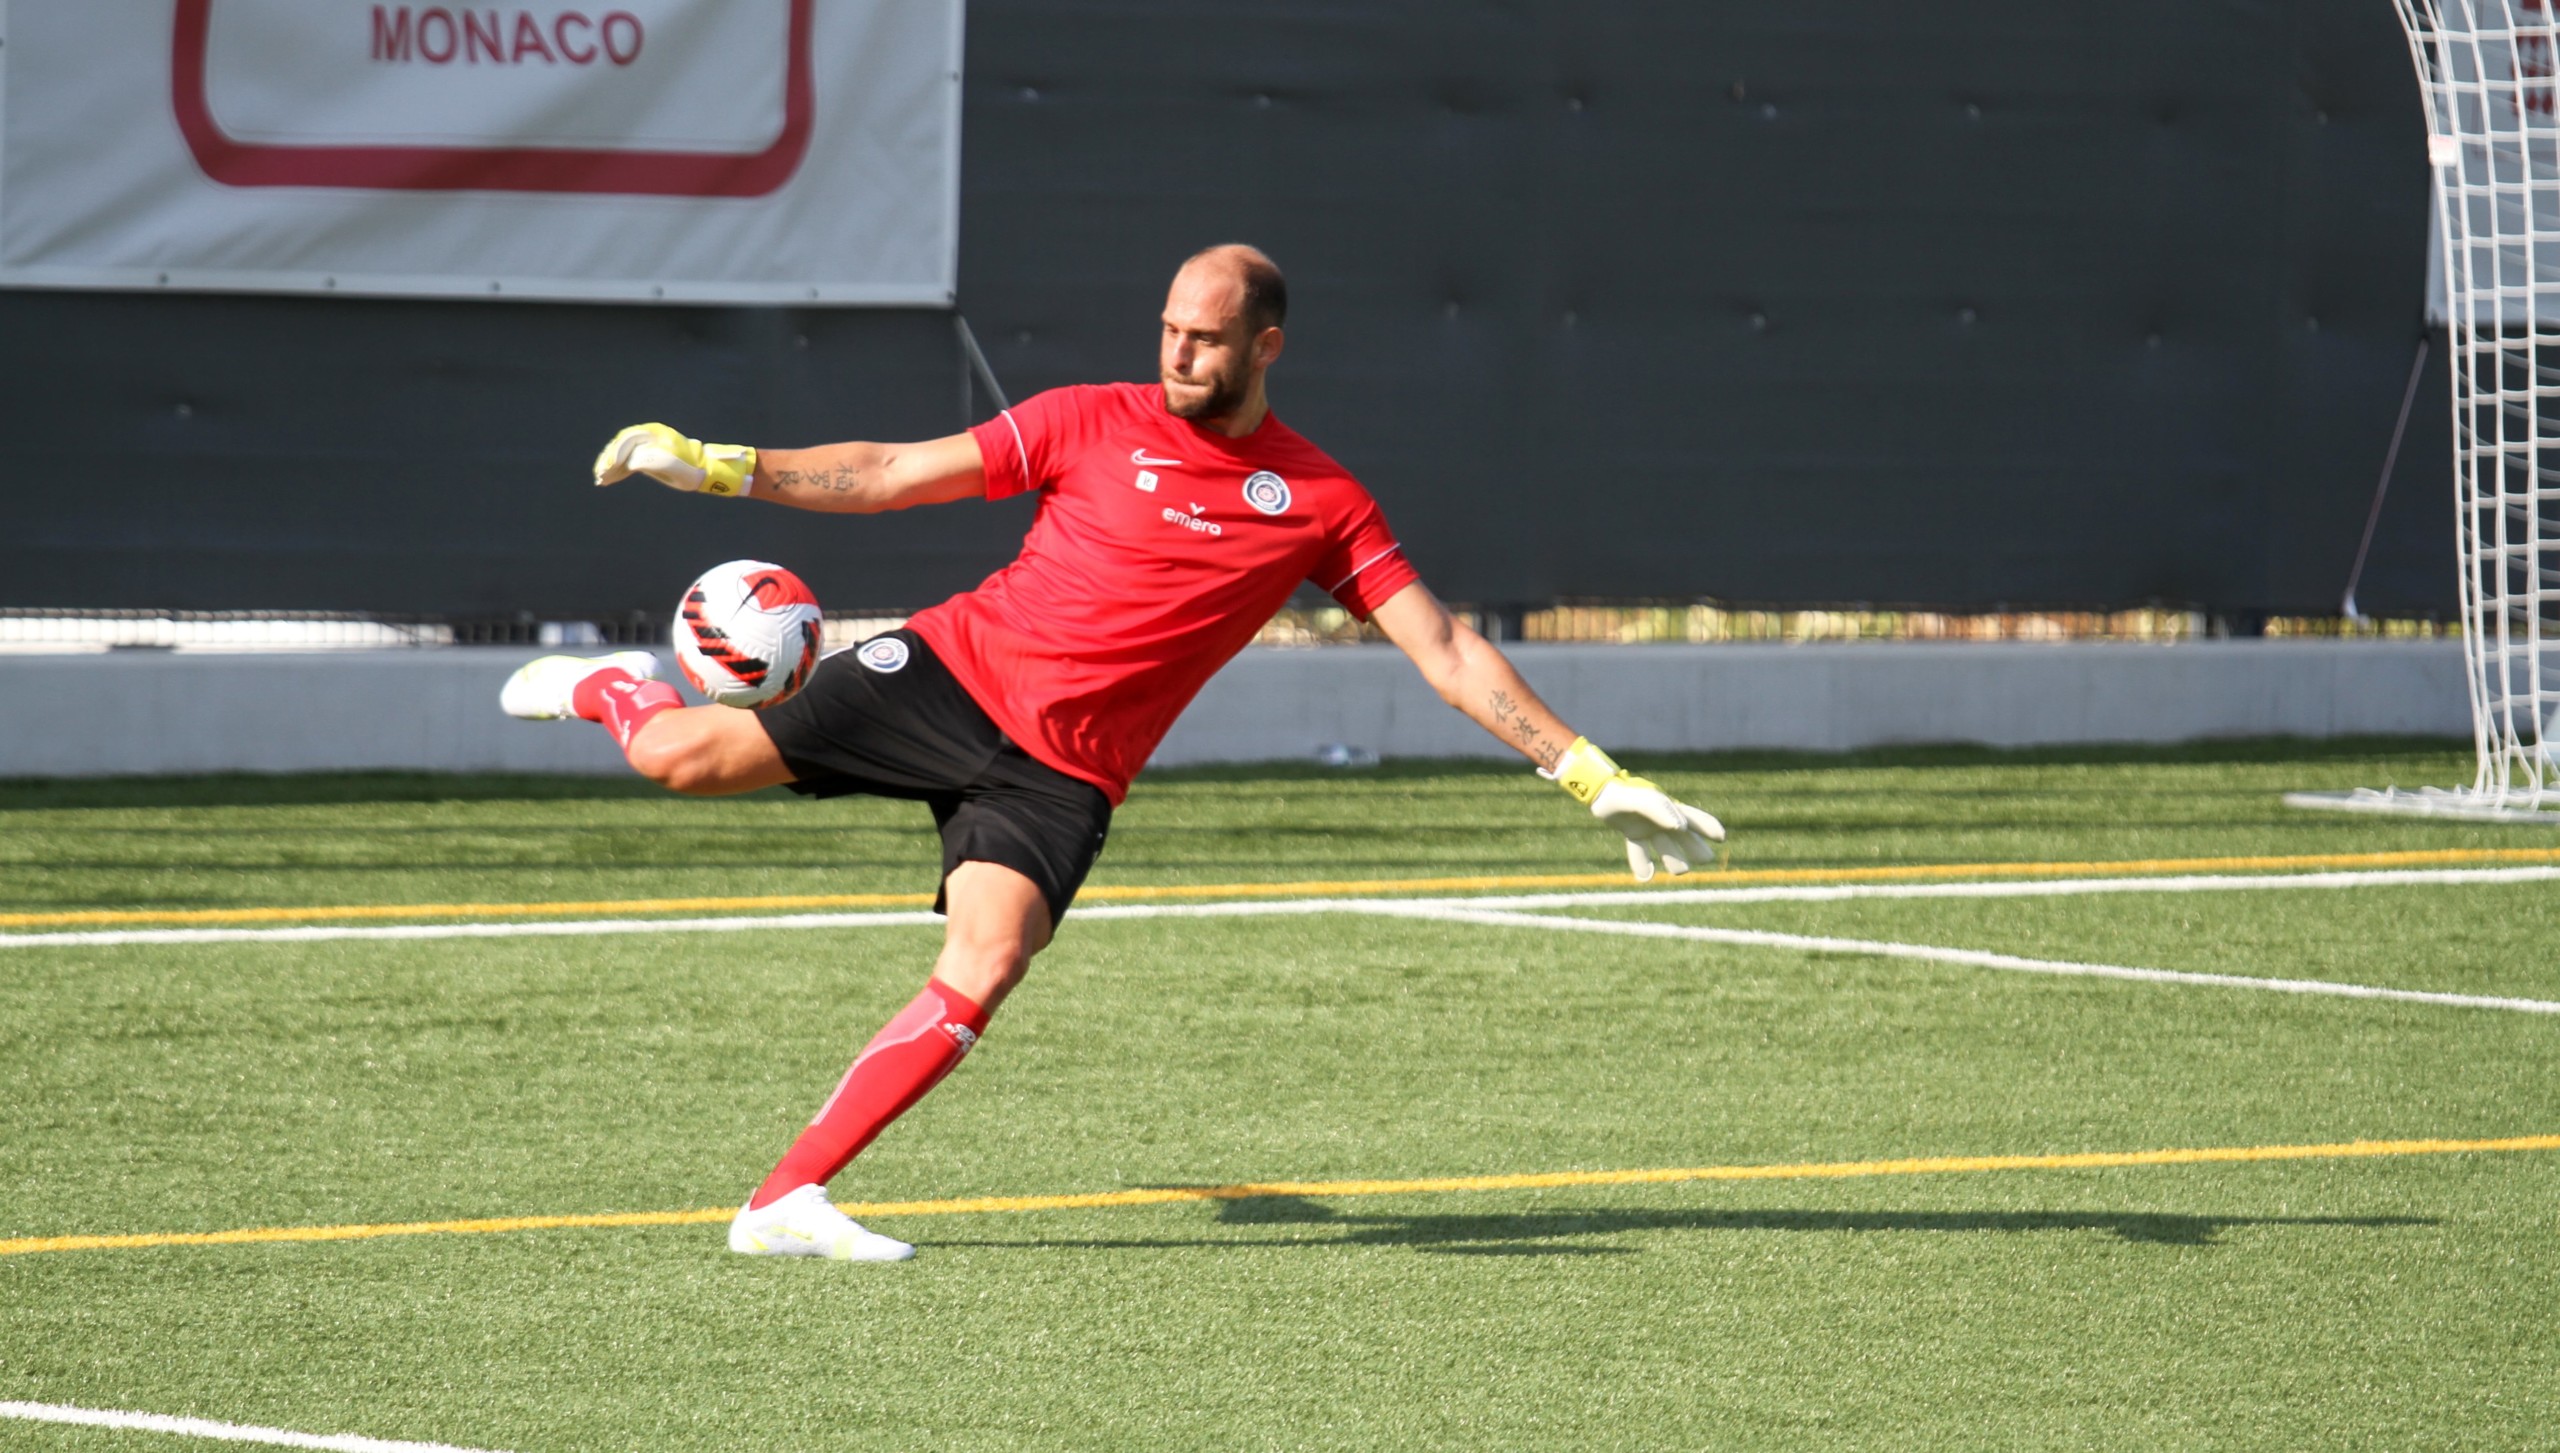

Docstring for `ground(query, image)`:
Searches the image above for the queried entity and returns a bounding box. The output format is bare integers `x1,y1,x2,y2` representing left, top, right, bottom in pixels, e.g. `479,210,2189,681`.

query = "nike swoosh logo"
1131,449,1184,467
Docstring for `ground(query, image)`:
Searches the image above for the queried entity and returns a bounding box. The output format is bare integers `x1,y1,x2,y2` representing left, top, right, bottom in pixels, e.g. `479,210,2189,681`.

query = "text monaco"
370,7,644,67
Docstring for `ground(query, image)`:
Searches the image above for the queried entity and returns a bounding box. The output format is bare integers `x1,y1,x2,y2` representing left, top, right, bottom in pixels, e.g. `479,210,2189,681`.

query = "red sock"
569,669,683,750
749,979,990,1210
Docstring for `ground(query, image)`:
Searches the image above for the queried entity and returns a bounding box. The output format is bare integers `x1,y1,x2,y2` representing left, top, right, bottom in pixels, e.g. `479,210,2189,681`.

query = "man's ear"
1254,326,1286,369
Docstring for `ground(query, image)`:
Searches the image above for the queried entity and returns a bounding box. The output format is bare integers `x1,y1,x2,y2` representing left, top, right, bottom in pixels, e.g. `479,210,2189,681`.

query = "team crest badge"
1242,471,1291,516
856,637,910,673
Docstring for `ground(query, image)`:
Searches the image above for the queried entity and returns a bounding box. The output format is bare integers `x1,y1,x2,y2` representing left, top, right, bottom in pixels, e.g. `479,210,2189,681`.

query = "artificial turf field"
1,739,2554,1451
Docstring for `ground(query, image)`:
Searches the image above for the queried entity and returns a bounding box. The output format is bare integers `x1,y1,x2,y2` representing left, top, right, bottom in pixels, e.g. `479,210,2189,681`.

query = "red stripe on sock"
571,671,683,751
568,667,632,723
750,979,990,1210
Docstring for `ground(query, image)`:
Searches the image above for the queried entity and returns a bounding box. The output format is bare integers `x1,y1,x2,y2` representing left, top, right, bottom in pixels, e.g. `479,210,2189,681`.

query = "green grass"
0,737,2506,914
3,741,2555,1451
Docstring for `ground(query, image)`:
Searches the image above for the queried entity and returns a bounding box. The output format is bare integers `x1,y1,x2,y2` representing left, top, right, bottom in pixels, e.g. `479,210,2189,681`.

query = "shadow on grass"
926,1196,2436,1256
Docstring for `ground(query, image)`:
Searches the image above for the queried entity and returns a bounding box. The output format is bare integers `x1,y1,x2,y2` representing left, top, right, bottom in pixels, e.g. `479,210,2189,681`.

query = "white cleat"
727,1184,915,1263
498,650,661,721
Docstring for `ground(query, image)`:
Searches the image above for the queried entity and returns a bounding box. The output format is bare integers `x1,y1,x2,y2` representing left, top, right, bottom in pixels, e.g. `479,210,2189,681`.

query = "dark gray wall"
0,0,2453,618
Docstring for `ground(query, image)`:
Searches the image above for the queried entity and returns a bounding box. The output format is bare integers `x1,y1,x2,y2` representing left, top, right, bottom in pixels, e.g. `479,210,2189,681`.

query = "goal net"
2294,1,2560,820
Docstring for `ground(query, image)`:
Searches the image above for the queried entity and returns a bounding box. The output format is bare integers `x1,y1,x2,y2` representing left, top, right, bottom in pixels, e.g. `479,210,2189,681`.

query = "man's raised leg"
501,652,791,795
619,702,793,795
729,861,1052,1262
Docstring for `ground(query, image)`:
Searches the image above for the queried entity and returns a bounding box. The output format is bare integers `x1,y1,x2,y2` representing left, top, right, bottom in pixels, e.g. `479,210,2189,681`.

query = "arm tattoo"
1489,689,1562,768
768,462,863,496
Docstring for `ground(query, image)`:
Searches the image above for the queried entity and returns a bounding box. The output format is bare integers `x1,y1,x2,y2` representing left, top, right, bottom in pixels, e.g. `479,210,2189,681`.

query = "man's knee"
947,904,1041,972
934,906,1047,1007
935,861,1053,1009
930,932,1035,1015
940,933,1036,998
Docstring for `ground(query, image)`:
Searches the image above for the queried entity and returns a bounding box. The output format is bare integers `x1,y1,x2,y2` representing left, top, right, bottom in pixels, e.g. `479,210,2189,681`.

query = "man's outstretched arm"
1368,581,1577,770
591,423,987,514
1369,582,1725,881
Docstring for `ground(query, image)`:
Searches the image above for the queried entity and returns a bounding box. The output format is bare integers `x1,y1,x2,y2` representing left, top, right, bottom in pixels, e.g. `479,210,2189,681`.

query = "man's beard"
1161,365,1247,421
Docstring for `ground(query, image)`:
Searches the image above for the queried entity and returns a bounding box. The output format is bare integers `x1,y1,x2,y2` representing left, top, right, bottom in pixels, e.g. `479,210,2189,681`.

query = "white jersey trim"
1328,544,1407,595
998,409,1032,493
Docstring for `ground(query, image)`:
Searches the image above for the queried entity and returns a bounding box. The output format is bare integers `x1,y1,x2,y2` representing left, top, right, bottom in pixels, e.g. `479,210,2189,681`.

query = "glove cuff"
1543,736,1620,806
699,443,759,498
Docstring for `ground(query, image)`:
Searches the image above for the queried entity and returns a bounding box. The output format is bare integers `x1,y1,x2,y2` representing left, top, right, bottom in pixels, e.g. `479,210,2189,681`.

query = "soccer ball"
674,559,824,709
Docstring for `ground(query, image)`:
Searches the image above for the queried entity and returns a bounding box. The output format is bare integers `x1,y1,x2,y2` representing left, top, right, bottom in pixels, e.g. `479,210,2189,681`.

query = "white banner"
0,0,962,303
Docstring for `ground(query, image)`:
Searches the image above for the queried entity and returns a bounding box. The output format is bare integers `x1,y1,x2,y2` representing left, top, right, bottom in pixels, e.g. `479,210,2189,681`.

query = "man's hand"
1546,737,1725,883
592,423,758,497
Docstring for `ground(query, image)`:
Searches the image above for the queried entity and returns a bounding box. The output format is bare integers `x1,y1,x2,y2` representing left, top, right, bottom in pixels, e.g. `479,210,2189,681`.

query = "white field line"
3,868,2555,1014
0,901,1399,950
0,1400,510,1452
0,910,955,950
1359,902,2560,1016
1,864,2554,952
1448,864,2560,910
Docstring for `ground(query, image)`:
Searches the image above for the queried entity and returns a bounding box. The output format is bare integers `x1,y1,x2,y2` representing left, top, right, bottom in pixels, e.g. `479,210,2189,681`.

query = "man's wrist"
1542,736,1620,805
699,443,759,498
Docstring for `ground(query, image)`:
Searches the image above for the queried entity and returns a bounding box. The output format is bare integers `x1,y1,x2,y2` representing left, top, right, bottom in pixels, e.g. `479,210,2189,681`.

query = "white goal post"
2291,0,2560,821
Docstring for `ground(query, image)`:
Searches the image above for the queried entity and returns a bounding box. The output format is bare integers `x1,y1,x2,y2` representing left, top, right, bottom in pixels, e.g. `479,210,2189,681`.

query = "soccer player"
502,244,1723,1262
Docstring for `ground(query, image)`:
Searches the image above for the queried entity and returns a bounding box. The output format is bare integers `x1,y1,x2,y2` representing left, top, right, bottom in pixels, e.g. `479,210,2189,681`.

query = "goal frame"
2298,0,2560,822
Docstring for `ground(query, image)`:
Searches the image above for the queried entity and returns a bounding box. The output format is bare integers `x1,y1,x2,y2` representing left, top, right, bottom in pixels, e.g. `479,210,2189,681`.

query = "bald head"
1180,243,1287,335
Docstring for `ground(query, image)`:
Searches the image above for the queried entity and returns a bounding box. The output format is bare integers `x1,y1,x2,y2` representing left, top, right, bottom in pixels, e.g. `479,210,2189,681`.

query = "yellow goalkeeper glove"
1546,737,1725,882
591,422,758,497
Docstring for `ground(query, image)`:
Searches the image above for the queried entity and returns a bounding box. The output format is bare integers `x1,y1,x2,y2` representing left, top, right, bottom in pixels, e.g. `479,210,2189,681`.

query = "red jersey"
905,382,1419,803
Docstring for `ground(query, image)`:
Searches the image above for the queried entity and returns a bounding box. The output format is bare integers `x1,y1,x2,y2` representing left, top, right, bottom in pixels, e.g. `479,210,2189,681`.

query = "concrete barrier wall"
0,649,637,777
0,640,2467,779
1154,640,2470,765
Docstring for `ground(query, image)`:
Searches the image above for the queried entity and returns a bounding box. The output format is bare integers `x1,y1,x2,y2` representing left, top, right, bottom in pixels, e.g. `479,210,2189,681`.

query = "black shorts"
755,629,1112,928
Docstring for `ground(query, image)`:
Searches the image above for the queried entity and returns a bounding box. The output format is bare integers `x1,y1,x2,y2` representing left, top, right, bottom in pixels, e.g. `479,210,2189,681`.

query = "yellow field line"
5,1133,2551,1259
6,846,2558,931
